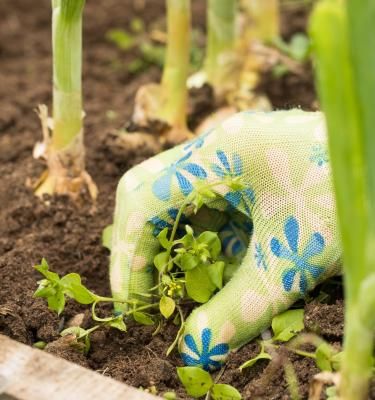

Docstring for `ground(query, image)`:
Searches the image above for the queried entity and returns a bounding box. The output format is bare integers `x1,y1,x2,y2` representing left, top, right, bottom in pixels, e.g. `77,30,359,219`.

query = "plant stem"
341,305,374,400
310,1,375,398
52,0,84,150
205,0,236,91
78,325,100,339
166,305,185,355
160,0,191,128
125,303,160,316
35,0,96,198
242,0,279,42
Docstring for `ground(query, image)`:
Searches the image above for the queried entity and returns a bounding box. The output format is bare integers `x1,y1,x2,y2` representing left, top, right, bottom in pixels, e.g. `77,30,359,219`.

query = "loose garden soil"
1,1,374,399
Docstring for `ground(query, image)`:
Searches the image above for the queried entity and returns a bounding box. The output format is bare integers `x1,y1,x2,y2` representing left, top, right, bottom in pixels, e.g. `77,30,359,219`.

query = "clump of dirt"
1,1,371,399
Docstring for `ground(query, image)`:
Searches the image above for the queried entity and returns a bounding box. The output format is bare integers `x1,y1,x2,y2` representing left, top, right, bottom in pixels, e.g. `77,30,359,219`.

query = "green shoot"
273,33,311,63
35,0,97,199
241,0,279,43
52,0,84,150
131,0,192,143
204,0,237,97
271,309,304,342
177,366,241,399
160,0,191,129
149,177,246,353
239,309,305,370
33,259,153,341
310,1,375,398
239,309,343,375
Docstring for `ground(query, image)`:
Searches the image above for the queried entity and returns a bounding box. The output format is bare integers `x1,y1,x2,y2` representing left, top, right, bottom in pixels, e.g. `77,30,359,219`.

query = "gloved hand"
109,109,341,371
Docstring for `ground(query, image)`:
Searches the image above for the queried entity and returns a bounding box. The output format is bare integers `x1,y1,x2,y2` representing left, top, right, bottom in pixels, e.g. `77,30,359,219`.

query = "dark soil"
1,1,373,399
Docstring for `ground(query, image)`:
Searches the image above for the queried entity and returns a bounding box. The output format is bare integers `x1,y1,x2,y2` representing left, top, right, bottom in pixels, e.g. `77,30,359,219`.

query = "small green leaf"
34,282,56,298
185,266,216,303
157,228,171,250
106,315,127,332
33,341,47,350
160,296,175,319
316,342,335,372
177,366,213,398
154,251,170,273
162,274,172,285
272,309,304,342
178,253,199,271
175,232,194,248
185,225,194,236
34,259,60,282
239,352,272,370
211,384,242,400
163,392,177,400
133,312,154,326
102,224,113,251
130,17,144,33
192,193,204,213
47,288,65,315
61,326,91,354
106,28,135,50
207,261,225,289
289,33,310,62
61,273,97,304
197,231,221,259
331,351,343,371
61,326,88,338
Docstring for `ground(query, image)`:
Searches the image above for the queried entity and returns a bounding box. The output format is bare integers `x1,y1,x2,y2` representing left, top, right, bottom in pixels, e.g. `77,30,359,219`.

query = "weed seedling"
177,366,241,399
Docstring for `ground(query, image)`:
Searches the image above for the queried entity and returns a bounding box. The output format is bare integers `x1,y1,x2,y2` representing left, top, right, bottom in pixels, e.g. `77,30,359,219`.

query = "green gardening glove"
109,109,341,371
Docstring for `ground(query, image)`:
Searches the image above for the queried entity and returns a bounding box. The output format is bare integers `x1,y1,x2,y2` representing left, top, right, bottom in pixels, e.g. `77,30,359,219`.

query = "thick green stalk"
346,0,375,254
242,0,279,42
160,0,190,128
52,0,84,150
204,0,236,89
310,2,374,399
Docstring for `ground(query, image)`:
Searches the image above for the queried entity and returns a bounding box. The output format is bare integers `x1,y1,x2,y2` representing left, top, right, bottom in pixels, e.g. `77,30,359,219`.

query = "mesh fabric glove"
109,110,341,371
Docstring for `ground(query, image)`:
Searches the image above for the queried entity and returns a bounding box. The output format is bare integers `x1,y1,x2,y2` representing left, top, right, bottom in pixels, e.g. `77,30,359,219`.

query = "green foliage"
34,259,97,315
177,367,213,398
310,1,375,397
133,312,154,326
240,309,305,370
147,178,247,354
163,392,177,400
177,366,241,399
32,259,160,349
61,326,92,354
160,295,175,319
273,33,310,62
33,341,47,350
155,222,225,302
315,342,341,372
107,15,203,75
272,309,304,342
211,384,241,400
107,29,136,51
239,346,272,371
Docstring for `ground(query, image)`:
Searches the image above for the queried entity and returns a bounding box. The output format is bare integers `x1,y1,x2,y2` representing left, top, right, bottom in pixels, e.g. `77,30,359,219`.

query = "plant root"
32,105,98,202
132,83,193,145
308,371,340,400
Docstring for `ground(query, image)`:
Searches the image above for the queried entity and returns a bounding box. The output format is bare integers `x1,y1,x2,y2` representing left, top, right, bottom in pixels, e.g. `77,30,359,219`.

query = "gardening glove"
109,109,341,371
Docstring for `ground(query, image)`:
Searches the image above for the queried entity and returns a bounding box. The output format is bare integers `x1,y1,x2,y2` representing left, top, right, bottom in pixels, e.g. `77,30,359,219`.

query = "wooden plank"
0,335,159,400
